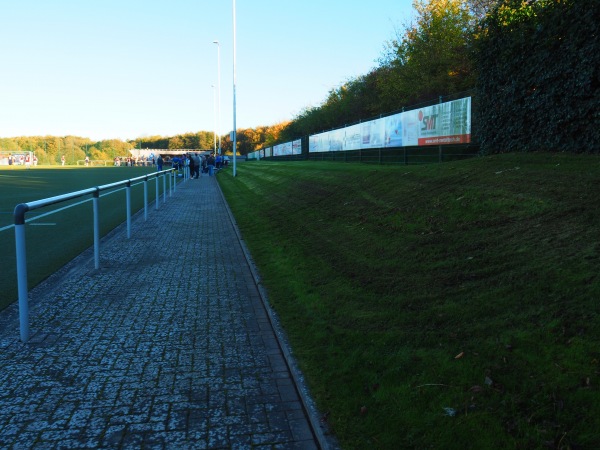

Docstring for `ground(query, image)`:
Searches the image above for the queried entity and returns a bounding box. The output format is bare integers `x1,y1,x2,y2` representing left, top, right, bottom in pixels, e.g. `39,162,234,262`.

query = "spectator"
192,153,201,179
172,156,181,171
207,153,216,176
188,153,196,179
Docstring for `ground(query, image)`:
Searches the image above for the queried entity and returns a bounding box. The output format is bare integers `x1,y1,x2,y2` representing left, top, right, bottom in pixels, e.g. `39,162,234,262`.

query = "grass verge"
218,153,600,449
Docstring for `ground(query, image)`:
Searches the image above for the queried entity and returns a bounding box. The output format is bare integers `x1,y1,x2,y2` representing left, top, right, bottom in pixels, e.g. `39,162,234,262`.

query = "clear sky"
0,0,415,142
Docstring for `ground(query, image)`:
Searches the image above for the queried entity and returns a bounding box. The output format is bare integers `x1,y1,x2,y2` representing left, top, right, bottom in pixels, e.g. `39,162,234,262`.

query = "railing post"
155,175,159,210
14,204,29,342
93,190,100,269
163,174,166,203
144,177,148,221
126,181,132,238
173,170,177,193
168,170,172,197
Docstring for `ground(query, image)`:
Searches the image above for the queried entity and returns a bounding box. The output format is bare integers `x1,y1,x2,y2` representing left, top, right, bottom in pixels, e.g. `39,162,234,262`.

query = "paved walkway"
0,173,328,449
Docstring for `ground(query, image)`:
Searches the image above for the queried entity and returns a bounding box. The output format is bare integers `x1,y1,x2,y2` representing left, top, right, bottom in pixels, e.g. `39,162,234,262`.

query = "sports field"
0,166,168,310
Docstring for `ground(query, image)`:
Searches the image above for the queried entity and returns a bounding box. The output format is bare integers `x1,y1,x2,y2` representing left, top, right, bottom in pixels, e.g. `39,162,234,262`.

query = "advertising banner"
361,119,385,148
292,139,302,155
308,134,324,152
272,143,284,156
344,123,362,151
308,97,471,152
416,97,471,146
384,112,403,148
260,140,301,157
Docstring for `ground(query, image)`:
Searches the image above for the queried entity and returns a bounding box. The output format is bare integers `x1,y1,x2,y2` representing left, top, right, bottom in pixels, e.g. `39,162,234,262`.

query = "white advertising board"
309,97,471,152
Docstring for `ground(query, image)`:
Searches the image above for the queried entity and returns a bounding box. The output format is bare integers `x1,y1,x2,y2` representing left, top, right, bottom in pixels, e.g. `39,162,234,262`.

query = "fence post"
144,177,148,221
155,176,159,210
14,204,29,342
163,174,166,203
93,190,100,269
168,170,172,197
126,180,132,239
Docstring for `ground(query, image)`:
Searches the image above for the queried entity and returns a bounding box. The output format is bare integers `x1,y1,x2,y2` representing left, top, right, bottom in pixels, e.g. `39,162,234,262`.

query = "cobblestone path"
0,173,325,449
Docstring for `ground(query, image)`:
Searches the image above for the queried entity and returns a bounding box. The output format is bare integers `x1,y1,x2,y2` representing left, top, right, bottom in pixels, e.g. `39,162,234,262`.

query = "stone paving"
0,172,326,449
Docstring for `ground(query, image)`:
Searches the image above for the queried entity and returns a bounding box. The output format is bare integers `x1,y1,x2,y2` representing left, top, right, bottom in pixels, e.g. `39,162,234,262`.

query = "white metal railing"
13,168,180,342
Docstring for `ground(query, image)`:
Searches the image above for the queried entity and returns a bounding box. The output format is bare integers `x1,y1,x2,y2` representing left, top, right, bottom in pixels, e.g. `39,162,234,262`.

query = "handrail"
13,168,178,342
14,187,98,225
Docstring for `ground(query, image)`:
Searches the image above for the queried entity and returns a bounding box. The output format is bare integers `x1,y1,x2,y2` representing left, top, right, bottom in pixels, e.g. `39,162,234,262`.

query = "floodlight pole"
232,0,237,177
212,84,217,154
213,40,221,156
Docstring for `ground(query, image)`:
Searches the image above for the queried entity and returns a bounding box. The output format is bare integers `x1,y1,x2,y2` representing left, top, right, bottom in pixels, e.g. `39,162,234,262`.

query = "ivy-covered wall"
476,0,599,154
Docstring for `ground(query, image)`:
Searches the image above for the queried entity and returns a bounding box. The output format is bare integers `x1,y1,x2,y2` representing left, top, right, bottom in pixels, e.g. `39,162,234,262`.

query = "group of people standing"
156,152,224,178
6,154,38,168
187,152,216,178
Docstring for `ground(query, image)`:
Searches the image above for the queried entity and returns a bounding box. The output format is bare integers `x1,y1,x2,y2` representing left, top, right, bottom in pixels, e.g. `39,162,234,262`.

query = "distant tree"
198,131,215,150
233,129,257,155
139,136,169,149
279,72,380,141
90,148,110,161
262,122,289,147
168,136,184,149
0,138,19,151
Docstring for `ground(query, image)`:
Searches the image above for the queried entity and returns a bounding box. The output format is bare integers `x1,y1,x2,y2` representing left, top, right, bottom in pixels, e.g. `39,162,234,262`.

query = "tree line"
0,132,218,165
277,0,597,154
2,0,596,162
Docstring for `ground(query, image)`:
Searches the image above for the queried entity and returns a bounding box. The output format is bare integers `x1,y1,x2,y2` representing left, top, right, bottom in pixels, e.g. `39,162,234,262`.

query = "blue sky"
0,0,415,141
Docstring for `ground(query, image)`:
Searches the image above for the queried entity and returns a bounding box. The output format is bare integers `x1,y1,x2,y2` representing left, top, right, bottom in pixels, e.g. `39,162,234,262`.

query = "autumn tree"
379,0,476,109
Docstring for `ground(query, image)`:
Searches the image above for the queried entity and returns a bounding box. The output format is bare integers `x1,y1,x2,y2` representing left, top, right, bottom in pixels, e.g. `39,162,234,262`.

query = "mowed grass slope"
0,166,164,310
218,154,600,449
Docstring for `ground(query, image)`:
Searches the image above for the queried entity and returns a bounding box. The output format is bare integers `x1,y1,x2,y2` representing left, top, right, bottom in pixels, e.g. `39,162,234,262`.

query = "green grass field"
0,165,169,310
217,154,600,449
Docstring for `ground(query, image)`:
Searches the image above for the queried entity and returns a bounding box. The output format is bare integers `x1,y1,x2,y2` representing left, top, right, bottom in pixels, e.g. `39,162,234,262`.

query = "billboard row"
272,139,302,157
309,97,471,153
248,138,301,160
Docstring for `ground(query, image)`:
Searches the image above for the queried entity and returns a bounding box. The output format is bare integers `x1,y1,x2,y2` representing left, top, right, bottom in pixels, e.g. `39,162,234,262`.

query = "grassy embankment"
0,166,166,310
218,154,600,449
